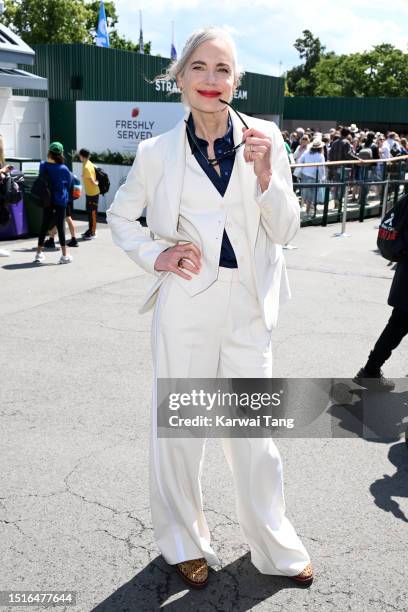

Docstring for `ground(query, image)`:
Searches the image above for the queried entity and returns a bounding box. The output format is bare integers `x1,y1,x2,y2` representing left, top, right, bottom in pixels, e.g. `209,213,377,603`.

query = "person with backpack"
354,258,408,390
357,131,380,198
328,126,360,210
43,173,81,249
384,132,402,158
354,197,408,389
79,148,100,240
33,142,74,264
358,131,380,162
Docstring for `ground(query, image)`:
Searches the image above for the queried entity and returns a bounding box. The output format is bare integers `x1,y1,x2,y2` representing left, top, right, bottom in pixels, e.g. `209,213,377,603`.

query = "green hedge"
71,149,135,166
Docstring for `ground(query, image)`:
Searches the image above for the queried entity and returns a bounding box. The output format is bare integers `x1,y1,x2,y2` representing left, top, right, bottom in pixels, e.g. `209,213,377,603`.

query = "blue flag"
170,22,177,60
96,1,109,48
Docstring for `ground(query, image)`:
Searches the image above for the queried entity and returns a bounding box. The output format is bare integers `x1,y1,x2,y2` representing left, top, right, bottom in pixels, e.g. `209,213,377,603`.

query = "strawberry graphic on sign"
131,108,140,118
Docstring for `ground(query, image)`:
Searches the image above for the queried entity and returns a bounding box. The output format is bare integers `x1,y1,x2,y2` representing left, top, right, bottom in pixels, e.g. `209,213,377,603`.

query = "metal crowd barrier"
290,155,408,228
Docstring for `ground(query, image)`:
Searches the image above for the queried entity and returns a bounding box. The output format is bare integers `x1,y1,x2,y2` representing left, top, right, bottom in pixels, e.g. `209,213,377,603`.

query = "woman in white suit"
107,27,313,589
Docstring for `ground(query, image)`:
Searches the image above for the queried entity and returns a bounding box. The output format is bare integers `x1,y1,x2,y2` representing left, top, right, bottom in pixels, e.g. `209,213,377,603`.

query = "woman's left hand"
242,127,272,191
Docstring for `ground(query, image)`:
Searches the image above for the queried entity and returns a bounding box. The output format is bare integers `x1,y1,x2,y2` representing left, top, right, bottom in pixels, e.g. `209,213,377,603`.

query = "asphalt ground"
1,215,407,611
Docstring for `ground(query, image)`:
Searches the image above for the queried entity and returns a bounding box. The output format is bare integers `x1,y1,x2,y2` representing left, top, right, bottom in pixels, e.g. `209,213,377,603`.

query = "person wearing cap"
34,142,74,264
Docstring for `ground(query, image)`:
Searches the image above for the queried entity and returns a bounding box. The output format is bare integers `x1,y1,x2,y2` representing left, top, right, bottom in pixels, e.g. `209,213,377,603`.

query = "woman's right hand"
154,242,201,280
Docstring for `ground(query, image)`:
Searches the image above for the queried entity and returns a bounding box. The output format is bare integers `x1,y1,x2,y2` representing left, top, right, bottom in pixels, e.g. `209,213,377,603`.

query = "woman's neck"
191,108,229,143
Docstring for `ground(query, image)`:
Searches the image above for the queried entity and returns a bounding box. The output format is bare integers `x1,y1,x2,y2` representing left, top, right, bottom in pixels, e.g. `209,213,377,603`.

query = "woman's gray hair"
155,26,244,95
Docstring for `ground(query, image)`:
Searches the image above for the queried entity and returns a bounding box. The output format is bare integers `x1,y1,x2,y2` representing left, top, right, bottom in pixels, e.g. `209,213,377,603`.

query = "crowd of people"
281,124,408,217
1,121,406,256
284,124,408,163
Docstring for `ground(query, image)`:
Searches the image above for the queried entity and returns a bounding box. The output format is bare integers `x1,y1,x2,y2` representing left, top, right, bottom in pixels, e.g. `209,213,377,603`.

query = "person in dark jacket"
354,250,408,389
34,142,74,264
328,127,360,209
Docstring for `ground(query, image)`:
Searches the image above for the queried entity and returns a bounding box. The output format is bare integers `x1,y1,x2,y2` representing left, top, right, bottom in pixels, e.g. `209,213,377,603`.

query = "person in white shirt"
383,131,401,156
298,137,326,217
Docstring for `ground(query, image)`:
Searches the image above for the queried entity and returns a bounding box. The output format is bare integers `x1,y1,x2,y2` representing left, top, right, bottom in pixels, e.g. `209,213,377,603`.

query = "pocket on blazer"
139,271,171,314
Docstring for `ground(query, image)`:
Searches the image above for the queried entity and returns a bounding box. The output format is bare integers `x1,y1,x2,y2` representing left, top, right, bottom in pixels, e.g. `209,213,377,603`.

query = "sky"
114,0,408,76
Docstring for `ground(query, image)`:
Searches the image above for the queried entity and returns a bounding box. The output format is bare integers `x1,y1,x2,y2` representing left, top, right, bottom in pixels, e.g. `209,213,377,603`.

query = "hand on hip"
154,242,202,280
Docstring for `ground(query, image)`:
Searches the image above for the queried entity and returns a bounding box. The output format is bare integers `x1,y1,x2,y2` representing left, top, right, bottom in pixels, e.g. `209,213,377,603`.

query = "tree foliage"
286,30,408,97
2,0,151,53
3,0,91,44
312,44,408,97
286,30,325,96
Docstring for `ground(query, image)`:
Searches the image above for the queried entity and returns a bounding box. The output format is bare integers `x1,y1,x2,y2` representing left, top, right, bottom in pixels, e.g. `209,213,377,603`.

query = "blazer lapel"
231,111,260,252
161,109,260,247
163,110,190,235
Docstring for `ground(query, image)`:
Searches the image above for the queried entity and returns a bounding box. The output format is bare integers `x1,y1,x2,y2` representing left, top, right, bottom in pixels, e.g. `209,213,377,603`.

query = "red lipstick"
197,90,222,98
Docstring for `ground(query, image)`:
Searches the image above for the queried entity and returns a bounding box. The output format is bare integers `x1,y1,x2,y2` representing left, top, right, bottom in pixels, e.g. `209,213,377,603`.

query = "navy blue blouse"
186,113,238,268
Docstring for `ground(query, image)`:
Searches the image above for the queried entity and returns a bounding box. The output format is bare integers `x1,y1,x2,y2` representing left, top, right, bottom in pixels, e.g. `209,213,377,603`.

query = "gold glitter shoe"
174,557,209,589
291,562,314,586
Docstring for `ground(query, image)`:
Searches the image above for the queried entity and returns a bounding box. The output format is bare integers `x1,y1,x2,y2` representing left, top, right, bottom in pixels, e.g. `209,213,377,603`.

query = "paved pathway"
1,217,407,611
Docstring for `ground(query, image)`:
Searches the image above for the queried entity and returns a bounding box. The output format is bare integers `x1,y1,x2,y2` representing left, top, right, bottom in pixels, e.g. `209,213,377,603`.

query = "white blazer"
106,110,300,330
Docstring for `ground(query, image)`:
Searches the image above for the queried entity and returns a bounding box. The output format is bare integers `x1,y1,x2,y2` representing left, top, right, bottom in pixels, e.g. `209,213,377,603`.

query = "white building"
0,22,48,160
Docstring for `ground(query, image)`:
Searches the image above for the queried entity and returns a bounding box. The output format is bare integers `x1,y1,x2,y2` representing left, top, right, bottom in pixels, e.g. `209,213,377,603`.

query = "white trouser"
150,267,310,576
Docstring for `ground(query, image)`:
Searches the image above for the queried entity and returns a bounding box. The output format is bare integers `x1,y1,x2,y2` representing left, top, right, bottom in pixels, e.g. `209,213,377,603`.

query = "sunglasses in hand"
184,98,249,167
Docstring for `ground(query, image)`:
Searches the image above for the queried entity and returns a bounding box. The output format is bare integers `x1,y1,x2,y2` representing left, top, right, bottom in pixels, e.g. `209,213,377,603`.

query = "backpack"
390,143,402,158
30,169,51,208
358,146,373,160
95,166,110,195
377,195,408,262
0,173,24,204
71,175,82,200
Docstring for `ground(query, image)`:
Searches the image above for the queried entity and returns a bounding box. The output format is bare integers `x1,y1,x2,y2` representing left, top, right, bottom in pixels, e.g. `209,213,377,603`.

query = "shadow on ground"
91,552,305,612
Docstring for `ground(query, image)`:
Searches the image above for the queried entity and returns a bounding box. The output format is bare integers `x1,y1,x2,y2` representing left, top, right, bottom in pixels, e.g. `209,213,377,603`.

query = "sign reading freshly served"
76,101,185,154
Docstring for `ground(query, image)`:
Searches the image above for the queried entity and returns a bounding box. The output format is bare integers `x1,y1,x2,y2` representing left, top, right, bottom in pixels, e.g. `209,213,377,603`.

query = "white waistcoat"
173,146,255,296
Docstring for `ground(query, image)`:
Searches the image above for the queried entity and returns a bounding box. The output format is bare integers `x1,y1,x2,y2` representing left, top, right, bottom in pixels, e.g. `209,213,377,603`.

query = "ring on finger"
177,257,185,268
